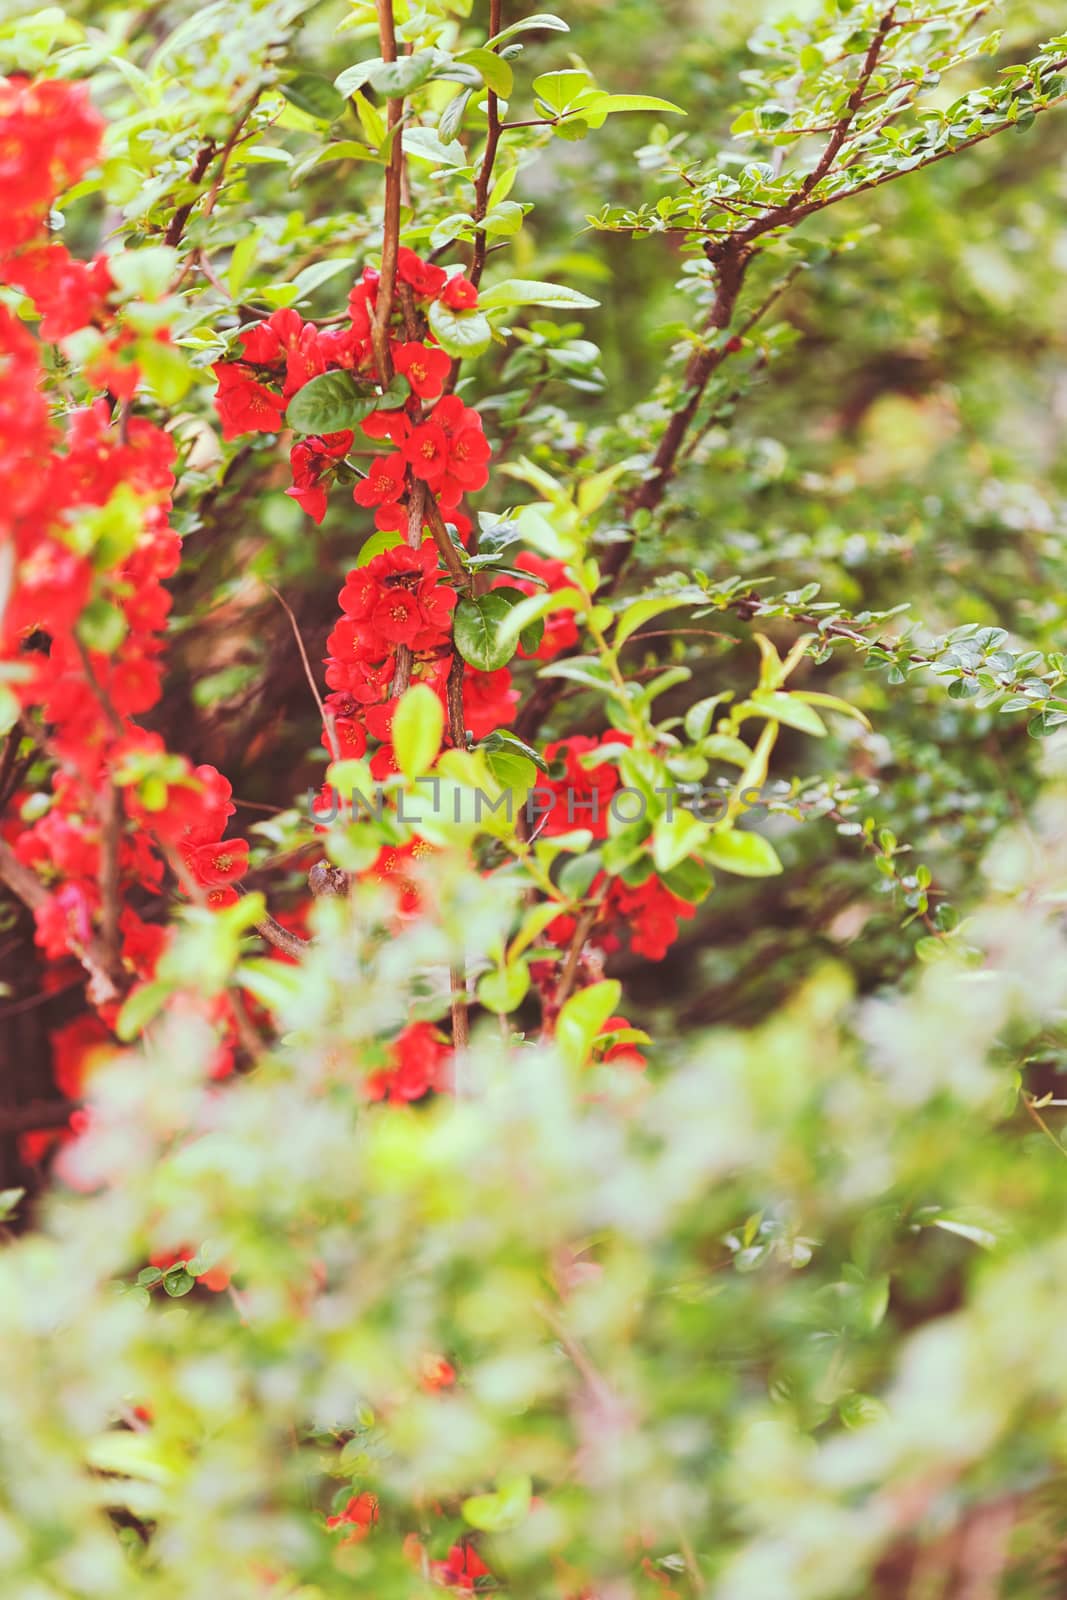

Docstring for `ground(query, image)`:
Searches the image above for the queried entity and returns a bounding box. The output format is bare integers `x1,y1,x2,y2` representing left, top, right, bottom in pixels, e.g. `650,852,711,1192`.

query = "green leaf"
745,691,828,737
237,959,306,1014
703,829,783,877
438,88,472,142
658,857,714,903
77,597,128,655
227,231,261,298
454,593,519,672
479,278,599,313
477,960,530,1014
285,371,379,434
576,90,686,117
508,900,568,962
457,47,514,98
556,979,622,1069
652,809,708,873
484,746,536,800
462,1474,532,1531
487,13,569,47
162,1267,196,1298
427,299,493,358
533,68,594,116
790,690,872,730
280,74,346,122
684,694,729,742
615,594,691,649
391,684,444,780
479,728,549,774
309,140,379,168
87,1431,175,1484
699,734,753,767
496,587,585,649
108,245,178,301
335,49,441,100
290,258,356,299
352,90,387,146
402,127,468,168
0,683,20,739
356,527,405,566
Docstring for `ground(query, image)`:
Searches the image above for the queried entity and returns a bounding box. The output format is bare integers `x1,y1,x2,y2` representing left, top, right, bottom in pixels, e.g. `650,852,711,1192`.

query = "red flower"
205,885,239,910
353,452,406,508
51,1014,111,1099
212,364,287,440
34,881,98,960
392,340,451,400
597,1015,647,1070
362,408,411,446
540,736,626,840
347,268,379,339
326,1492,379,1544
287,431,352,524
431,1543,491,1592
3,243,112,339
462,665,518,739
337,542,456,653
607,877,695,961
419,1354,457,1391
396,247,447,299
441,274,478,311
365,1019,451,1102
371,586,425,646
403,421,450,484
185,838,250,887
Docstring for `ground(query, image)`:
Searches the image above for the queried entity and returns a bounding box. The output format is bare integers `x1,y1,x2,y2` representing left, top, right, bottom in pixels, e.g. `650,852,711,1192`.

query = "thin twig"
1022,1094,1067,1160
267,584,340,763
370,0,405,383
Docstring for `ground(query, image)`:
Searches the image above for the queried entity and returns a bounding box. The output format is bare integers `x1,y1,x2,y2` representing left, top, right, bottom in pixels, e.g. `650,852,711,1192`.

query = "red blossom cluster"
211,250,487,529
532,737,698,962
0,76,104,252
0,78,251,1145
326,1491,379,1546
364,1019,452,1104
211,248,514,793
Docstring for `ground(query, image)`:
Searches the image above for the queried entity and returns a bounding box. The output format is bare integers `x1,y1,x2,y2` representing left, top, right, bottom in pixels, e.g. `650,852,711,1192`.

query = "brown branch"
445,643,466,749
551,902,600,1019
164,141,217,247
449,966,470,1051
370,0,405,383
424,493,469,585
389,482,430,698
469,0,504,287
254,910,312,959
795,6,897,203
0,1099,82,1134
199,91,263,221
98,781,124,988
